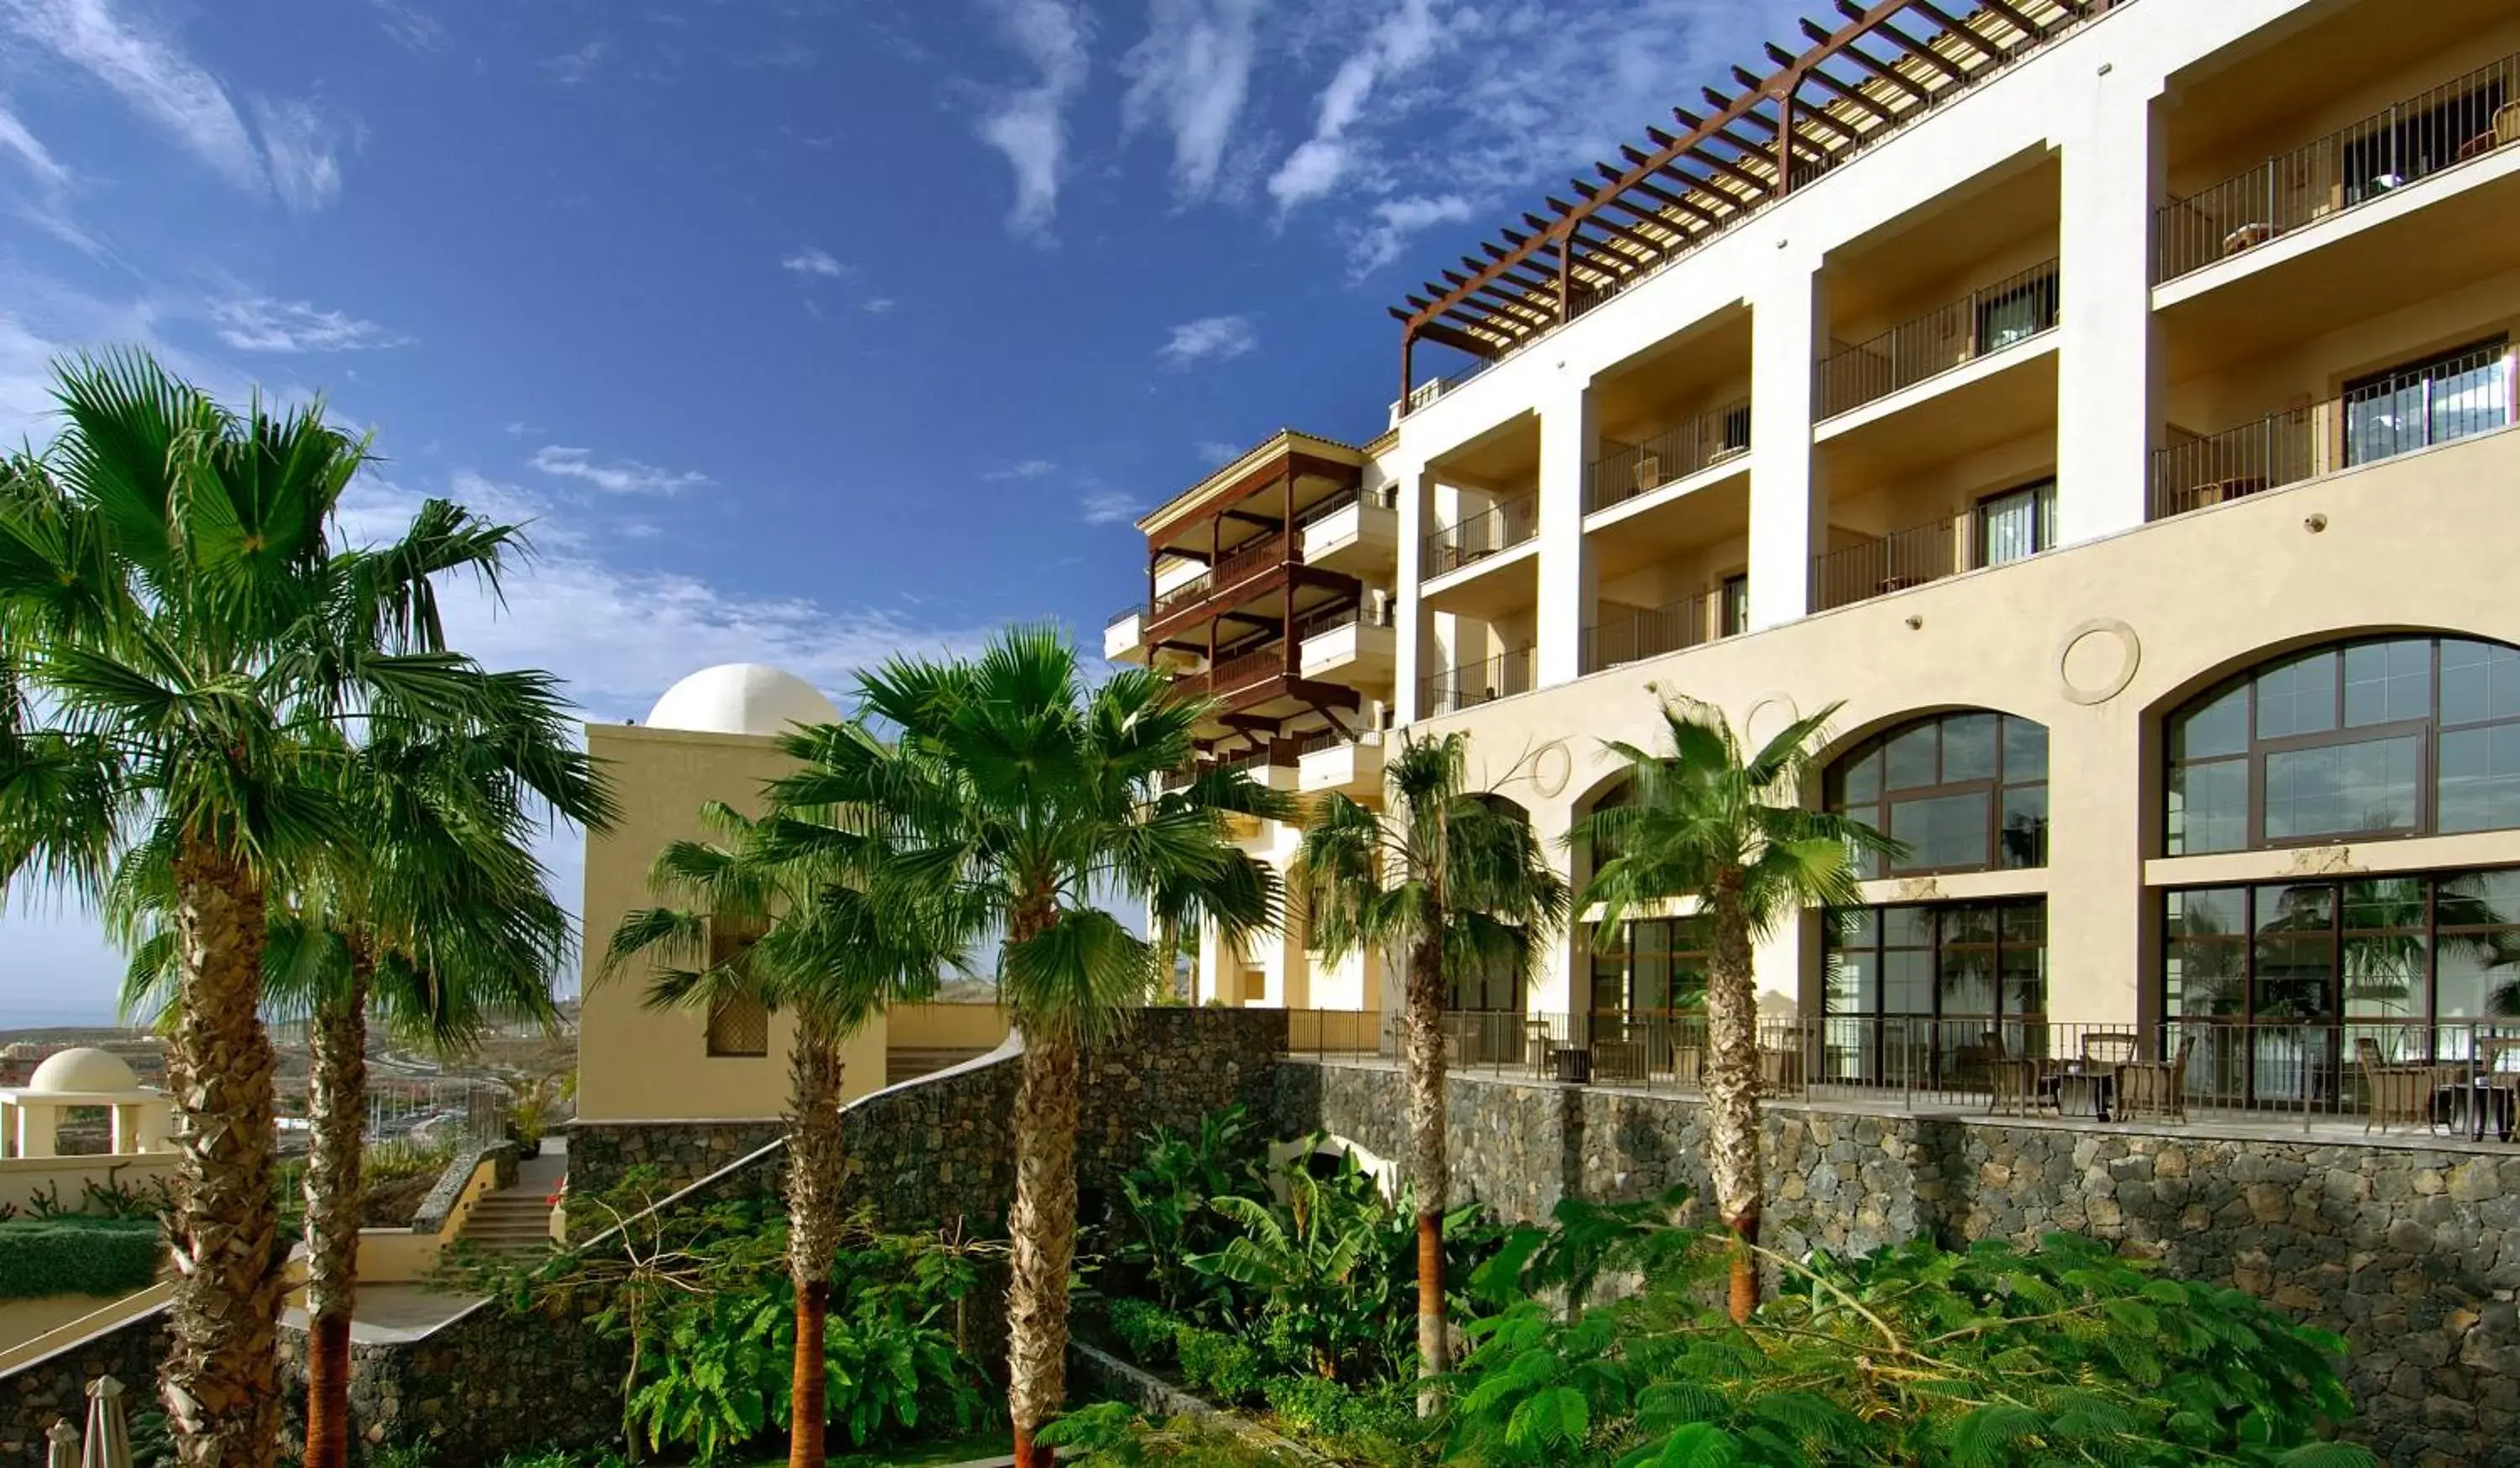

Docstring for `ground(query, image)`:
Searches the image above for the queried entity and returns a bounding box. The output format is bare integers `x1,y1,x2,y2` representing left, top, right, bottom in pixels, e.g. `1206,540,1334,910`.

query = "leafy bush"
1174,1328,1268,1407
1259,1375,1419,1450
1107,1104,1268,1321
1037,1402,1294,1468
1109,1296,1188,1366
0,1214,162,1298
1444,1184,2375,1467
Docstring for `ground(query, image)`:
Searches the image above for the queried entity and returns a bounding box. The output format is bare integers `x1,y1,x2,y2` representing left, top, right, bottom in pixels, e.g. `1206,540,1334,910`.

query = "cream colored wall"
1829,228,2065,348
578,723,889,1122
0,1154,178,1215
1412,425,2520,1029
1598,372,1756,448
1825,427,2058,538
888,1003,1013,1051
0,1293,127,1352
2171,268,2520,428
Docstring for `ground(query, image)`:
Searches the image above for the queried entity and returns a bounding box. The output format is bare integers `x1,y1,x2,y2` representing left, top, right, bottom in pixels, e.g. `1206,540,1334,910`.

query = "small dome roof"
28,1046,139,1094
644,663,841,737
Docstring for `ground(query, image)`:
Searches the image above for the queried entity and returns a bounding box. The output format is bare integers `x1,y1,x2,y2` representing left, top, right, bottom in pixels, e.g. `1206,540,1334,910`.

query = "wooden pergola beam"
1903,0,2002,58
1844,5,1971,83
1971,0,2050,40
1608,155,1728,224
1774,42,1896,122
1804,19,1934,101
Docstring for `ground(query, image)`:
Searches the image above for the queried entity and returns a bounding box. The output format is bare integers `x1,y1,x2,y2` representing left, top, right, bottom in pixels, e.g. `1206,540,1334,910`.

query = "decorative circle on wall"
1742,693,1802,752
2058,618,2141,705
1529,740,1572,800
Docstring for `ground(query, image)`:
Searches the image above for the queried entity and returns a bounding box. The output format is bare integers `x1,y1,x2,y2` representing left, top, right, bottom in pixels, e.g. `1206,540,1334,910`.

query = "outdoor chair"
1631,454,1663,495
2354,1036,2441,1135
2114,1035,2192,1124
1985,1031,2060,1119
2081,1031,2140,1067
1525,1019,1556,1078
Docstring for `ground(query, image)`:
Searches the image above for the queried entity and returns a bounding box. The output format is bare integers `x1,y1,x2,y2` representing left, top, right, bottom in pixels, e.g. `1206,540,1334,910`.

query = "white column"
2055,73,2165,543
1534,380,1596,686
1746,254,1825,631
1391,461,1429,726
16,1100,56,1159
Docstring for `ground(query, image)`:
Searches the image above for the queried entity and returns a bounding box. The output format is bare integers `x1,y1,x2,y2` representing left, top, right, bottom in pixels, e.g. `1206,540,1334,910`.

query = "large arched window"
2165,635,2520,855
1824,711,2050,877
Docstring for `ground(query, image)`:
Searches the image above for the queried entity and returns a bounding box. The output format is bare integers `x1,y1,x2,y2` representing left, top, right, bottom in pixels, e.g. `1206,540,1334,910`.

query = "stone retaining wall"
1275,1058,2519,1468
0,1308,168,1461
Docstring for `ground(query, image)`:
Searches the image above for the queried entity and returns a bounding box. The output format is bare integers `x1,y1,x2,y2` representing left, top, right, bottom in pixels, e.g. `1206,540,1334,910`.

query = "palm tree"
1567,695,1896,1323
1291,731,1567,1391
0,350,559,1468
764,626,1289,1468
604,799,942,1468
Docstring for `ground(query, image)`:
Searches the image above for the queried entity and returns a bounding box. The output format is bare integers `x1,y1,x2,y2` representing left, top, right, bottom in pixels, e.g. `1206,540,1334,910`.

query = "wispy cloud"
367,0,448,54
983,458,1058,483
1158,314,1257,369
1193,438,1242,466
1351,193,1473,274
543,38,607,85
1079,490,1138,526
860,297,898,316
0,99,67,186
530,444,709,496
4,0,262,189
976,0,1090,239
252,98,344,215
780,245,848,279
1121,0,1260,203
1267,0,1441,213
209,296,407,354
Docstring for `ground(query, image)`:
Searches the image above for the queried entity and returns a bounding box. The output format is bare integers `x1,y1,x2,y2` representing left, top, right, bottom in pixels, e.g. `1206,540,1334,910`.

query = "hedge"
0,1215,165,1299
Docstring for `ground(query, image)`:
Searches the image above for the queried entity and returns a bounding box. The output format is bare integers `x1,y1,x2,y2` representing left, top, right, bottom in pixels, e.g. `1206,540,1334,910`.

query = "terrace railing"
1152,529,1288,618
1420,647,1537,717
1293,600,1393,642
1582,595,1711,674
1817,259,2060,418
1423,492,1539,576
1294,483,1398,532
1809,515,1960,611
1584,398,1753,514
2155,51,2520,282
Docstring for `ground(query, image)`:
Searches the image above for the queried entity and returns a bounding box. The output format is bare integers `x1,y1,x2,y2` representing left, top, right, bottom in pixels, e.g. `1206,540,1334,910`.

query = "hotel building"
1108,0,2520,1102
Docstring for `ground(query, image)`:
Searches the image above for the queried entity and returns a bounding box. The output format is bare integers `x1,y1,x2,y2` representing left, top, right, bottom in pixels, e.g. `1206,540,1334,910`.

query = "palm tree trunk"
1403,924,1450,1401
785,1021,849,1468
165,841,285,1468
302,956,370,1468
1006,1025,1079,1468
1704,872,1762,1324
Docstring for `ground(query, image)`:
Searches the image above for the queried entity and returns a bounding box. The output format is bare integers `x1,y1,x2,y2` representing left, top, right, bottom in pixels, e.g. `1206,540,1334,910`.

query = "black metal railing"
1581,595,1711,674
1584,398,1753,514
1423,491,1539,576
1294,484,1398,532
1106,602,1143,628
1294,600,1394,643
2150,340,2512,521
1420,647,1536,716
2156,52,2520,282
1817,259,2060,418
1809,516,1959,611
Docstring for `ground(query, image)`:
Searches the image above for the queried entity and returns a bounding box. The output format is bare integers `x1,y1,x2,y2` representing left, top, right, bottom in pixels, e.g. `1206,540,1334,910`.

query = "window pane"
1883,948,1934,1014
1939,944,1996,1016
2430,354,2509,444
2439,726,2520,834
2000,943,2046,1018
2252,883,2334,1021
2167,758,2249,854
1838,747,1882,802
1884,724,1939,791
2344,639,2432,727
1978,487,2039,566
2342,877,2428,1021
1999,785,2048,868
2264,737,2420,841
1941,904,1998,945
2003,717,2049,782
2442,640,2520,726
1890,791,1992,870
2255,650,2338,739
1942,713,1997,783
2437,870,2520,1019
2173,684,2249,759
1885,905,1936,949
1833,907,1880,947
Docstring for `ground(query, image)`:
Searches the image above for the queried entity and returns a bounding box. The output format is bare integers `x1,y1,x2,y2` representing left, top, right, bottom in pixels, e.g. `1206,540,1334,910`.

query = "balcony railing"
1294,484,1397,532
2156,51,2520,282
1420,647,1537,716
1152,530,1288,618
1294,600,1394,642
1817,259,2060,418
1582,595,1711,674
1106,602,1143,629
2150,340,2512,520
1810,516,1960,612
1584,399,1752,514
1423,492,1538,577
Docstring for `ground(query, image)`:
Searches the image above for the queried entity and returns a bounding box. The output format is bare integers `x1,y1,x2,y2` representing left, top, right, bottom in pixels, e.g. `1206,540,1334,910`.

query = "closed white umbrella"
81,1375,131,1468
46,1417,79,1468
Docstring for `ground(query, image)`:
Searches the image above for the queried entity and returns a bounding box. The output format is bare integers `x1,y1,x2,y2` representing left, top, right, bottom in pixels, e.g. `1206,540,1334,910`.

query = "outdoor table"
2432,1078,2517,1142
2044,1066,2115,1122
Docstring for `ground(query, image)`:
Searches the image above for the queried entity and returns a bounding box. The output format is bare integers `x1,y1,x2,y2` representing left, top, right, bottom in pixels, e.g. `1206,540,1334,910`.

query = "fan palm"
1291,731,1566,1391
763,625,1289,1468
606,798,950,1468
1567,695,1897,1322
0,349,568,1468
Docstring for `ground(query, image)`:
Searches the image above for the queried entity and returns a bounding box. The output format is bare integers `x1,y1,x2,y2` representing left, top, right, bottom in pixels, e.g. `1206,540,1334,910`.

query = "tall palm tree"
0,350,557,1468
1292,731,1566,1391
1567,695,1896,1323
604,799,942,1468
766,626,1289,1468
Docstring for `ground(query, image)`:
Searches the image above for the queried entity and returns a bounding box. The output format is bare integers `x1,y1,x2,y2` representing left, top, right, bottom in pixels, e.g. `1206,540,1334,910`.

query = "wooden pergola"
1390,0,2122,402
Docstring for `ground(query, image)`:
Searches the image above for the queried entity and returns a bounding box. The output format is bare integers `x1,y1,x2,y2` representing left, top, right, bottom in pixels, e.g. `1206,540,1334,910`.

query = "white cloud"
976,0,1089,239
543,38,607,85
983,458,1058,482
252,98,344,215
1193,438,1242,466
1267,0,1441,212
0,99,67,186
781,245,847,279
860,297,898,315
368,0,448,55
1121,0,1260,203
4,0,262,189
1349,192,1473,273
1158,313,1256,369
1079,490,1138,526
529,444,709,496
209,296,407,354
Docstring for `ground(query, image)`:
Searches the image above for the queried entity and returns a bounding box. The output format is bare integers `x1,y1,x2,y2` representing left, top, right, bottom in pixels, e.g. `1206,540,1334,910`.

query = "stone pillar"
1535,380,1596,686
2055,73,2165,543
13,1099,57,1159
1746,254,1825,631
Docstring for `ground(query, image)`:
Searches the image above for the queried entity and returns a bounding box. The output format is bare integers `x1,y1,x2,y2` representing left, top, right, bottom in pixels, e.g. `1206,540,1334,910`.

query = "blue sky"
0,0,1803,1024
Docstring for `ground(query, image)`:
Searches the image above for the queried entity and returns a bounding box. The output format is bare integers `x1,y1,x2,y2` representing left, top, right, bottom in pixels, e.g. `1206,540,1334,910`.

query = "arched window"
1824,711,2050,877
2165,635,2520,855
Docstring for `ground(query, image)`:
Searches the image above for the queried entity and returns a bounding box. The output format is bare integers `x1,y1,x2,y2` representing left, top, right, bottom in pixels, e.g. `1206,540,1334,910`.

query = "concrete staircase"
454,1147,566,1257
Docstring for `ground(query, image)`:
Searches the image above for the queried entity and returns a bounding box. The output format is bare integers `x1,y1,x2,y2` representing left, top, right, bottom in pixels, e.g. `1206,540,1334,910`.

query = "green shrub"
0,1215,162,1299
1108,1297,1187,1366
1037,1403,1289,1468
1259,1376,1416,1448
1173,1328,1266,1406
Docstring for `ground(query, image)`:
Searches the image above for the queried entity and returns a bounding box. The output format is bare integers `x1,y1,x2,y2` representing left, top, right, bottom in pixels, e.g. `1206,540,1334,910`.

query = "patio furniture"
1552,1047,1593,1085
2355,1036,2443,1135
2115,1035,2193,1124
1760,1045,1806,1096
2433,1077,2517,1143
2050,1066,2115,1121
2500,102,2520,148
1985,1033,2060,1119
2221,221,2274,256
2081,1032,2139,1067
1632,455,1664,495
1525,1020,1556,1077
1594,1036,1648,1084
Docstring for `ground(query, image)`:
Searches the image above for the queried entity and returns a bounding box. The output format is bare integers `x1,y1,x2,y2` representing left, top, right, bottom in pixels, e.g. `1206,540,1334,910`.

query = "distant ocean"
0,1000,123,1032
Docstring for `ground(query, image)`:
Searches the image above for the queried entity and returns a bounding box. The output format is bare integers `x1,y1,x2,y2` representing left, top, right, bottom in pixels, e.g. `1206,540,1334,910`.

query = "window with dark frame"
1972,270,2060,353
1974,478,2056,568
2165,635,2520,856
1825,710,2050,877
2340,337,2510,469
1822,899,2049,1086
1720,573,1749,637
1588,915,1712,1023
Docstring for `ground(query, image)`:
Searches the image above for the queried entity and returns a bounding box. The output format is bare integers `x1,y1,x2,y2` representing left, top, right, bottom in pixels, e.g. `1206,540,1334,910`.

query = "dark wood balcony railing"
1817,259,2059,418
1420,647,1537,716
1423,492,1538,577
1152,530,1287,617
1582,595,1711,674
1810,516,1959,612
1584,399,1752,514
2155,51,2520,282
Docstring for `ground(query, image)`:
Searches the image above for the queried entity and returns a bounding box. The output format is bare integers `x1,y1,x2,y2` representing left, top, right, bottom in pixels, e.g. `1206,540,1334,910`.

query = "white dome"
644,663,841,737
28,1046,139,1095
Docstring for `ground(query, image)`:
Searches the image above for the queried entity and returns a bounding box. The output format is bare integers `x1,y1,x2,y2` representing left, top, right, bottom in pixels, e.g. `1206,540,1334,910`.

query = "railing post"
2264,155,2276,239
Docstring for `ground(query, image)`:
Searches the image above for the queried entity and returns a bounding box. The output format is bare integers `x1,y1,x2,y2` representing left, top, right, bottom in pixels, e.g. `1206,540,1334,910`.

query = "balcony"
1817,259,2059,420
1423,490,1538,580
1582,594,1718,675
1297,731,1384,802
2156,51,2520,285
1585,399,1751,516
1296,485,1399,575
1295,603,1396,682
1810,516,1964,613
2150,339,2513,521
1152,529,1285,621
1421,647,1536,718
1103,604,1146,663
